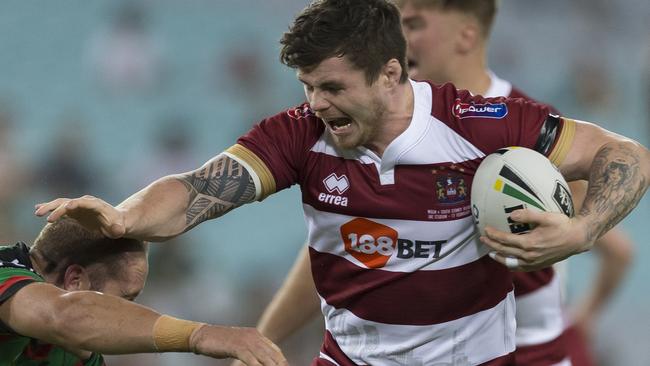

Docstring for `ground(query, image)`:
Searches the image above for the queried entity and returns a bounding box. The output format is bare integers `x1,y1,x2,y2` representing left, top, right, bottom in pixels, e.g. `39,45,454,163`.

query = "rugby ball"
471,147,574,236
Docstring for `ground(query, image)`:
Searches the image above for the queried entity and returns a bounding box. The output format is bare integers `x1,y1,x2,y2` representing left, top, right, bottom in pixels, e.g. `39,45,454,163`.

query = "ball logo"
340,218,398,269
553,181,574,217
453,98,508,119
472,204,479,221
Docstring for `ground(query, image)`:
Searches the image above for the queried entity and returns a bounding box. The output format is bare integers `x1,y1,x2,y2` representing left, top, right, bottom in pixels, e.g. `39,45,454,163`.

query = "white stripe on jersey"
321,291,516,366
303,204,487,272
514,273,566,346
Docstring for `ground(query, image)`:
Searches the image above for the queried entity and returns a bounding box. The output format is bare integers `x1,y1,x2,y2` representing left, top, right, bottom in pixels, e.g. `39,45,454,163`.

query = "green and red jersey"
0,242,105,366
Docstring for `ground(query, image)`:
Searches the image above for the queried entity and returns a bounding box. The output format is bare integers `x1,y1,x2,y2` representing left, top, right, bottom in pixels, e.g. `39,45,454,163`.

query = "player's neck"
365,80,414,157
448,49,491,96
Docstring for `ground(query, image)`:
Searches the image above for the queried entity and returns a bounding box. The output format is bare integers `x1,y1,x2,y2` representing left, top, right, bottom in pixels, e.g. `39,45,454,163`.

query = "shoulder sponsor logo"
453,98,508,119
287,103,314,120
319,173,349,207
341,218,447,269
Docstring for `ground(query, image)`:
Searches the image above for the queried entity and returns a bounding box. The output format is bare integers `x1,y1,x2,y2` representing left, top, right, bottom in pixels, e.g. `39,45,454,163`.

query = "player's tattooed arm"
176,155,256,232
580,143,648,243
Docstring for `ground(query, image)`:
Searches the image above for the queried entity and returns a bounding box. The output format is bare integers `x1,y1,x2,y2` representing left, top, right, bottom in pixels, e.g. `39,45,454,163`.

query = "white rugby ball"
471,146,574,236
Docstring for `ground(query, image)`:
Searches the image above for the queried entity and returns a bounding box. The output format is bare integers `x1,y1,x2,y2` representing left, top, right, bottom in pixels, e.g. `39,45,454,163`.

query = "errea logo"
323,173,349,194
319,173,349,206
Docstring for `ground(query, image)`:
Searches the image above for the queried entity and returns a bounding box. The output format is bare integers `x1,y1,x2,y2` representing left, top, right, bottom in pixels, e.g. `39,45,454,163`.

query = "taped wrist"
152,315,205,352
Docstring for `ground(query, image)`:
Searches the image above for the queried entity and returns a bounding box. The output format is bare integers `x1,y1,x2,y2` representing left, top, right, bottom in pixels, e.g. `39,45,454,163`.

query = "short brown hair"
392,0,498,37
30,218,147,286
280,0,409,84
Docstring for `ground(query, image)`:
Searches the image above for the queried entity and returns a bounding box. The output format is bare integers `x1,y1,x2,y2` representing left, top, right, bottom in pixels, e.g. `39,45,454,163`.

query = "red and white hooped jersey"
486,72,572,366
227,80,575,365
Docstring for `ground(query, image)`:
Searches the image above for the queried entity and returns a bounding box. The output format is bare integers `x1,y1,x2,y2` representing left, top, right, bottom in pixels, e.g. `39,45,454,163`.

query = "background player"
0,218,287,365
35,0,649,364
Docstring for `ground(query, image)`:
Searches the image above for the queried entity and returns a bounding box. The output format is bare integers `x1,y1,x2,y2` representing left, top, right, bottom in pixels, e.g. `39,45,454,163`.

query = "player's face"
93,254,148,301
298,56,386,150
400,3,464,82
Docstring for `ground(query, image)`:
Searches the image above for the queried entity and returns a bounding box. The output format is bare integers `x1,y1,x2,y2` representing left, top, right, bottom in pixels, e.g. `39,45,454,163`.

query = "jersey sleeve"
225,103,324,200
81,352,105,366
430,82,575,166
0,267,42,306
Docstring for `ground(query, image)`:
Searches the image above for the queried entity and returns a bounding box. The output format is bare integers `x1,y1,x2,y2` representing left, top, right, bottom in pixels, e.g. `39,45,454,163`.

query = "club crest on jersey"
434,173,467,204
453,99,508,119
287,103,314,119
319,173,349,206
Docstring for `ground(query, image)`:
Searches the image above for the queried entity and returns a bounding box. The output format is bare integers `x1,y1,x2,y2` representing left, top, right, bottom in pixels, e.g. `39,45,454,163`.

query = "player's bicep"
556,118,622,181
0,282,65,339
175,153,258,231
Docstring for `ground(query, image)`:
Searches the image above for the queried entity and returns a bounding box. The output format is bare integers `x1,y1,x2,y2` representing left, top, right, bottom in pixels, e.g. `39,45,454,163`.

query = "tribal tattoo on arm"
580,143,648,242
177,155,257,232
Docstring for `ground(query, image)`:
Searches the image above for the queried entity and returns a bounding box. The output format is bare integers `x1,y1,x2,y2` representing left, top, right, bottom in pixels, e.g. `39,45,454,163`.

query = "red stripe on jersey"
478,352,516,366
514,329,569,366
564,325,596,366
311,330,366,366
310,247,512,325
0,275,36,296
429,83,553,157
512,267,554,297
311,359,339,366
301,152,480,222
24,340,54,360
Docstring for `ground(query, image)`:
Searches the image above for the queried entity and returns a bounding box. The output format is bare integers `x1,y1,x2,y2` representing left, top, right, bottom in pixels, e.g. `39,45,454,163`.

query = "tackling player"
35,0,649,364
0,218,287,365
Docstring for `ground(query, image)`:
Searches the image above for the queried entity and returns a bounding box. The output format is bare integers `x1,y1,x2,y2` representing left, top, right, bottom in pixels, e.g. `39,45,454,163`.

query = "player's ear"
62,264,91,291
456,17,480,54
380,58,403,88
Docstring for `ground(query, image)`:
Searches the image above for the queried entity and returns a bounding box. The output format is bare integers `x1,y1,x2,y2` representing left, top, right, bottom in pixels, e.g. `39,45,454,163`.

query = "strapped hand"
191,325,288,365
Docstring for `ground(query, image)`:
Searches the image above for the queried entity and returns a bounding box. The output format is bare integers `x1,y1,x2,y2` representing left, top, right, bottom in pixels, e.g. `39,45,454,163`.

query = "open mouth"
326,118,352,132
407,59,418,69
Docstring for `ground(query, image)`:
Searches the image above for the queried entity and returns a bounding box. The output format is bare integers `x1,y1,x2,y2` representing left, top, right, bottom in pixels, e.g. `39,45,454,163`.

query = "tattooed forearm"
177,155,256,231
579,143,649,242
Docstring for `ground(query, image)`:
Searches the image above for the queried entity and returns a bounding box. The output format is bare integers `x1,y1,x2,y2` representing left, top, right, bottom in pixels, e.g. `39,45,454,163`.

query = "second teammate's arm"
256,245,321,343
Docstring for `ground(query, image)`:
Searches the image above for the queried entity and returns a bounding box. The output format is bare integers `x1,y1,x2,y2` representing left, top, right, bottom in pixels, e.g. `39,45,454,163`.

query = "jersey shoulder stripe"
226,144,276,200
548,118,576,166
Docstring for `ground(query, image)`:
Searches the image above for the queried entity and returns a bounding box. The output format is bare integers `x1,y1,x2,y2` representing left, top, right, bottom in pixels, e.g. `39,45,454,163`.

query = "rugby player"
0,218,286,365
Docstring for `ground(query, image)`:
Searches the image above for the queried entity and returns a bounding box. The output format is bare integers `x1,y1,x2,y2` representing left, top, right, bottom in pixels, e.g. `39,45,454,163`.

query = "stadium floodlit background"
0,0,648,364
